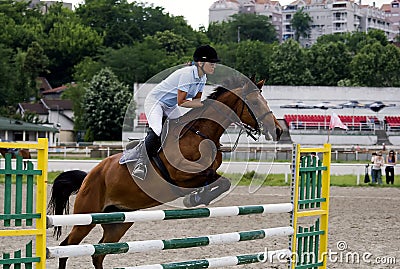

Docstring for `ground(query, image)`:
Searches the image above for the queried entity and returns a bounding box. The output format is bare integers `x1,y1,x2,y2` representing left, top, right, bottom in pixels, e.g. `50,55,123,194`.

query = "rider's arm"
177,90,203,108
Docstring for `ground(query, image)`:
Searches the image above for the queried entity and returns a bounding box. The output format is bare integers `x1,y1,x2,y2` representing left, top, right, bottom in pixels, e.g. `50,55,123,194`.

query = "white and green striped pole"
46,203,293,228
46,227,293,259
114,249,291,269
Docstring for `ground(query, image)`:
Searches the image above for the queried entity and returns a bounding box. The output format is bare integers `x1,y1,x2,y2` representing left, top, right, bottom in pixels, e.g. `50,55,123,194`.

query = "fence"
0,138,48,269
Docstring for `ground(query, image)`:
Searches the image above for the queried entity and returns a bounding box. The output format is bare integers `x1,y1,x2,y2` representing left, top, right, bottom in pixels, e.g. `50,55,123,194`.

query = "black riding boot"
132,128,161,179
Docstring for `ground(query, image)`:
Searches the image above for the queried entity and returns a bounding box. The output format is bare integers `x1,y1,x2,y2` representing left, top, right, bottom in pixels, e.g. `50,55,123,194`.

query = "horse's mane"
207,86,229,100
206,76,248,100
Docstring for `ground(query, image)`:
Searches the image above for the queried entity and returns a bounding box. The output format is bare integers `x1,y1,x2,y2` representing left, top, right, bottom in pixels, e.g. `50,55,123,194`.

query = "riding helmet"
193,45,220,63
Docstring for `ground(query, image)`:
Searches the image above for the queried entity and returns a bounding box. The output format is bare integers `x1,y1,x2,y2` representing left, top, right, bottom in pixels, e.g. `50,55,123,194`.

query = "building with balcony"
382,0,400,37
210,0,399,45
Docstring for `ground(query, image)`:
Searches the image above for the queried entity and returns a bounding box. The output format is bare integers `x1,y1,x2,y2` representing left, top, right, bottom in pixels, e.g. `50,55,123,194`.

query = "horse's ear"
256,79,265,90
249,75,256,83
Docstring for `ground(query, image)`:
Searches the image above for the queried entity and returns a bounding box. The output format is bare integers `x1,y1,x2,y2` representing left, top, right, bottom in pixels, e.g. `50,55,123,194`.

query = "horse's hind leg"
92,222,133,269
58,224,96,269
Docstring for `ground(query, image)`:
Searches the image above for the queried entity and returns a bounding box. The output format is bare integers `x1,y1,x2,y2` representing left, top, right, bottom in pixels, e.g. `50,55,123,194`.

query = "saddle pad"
119,140,143,164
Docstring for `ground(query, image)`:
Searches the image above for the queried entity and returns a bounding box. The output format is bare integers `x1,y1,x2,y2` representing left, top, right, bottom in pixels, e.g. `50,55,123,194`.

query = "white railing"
288,121,376,132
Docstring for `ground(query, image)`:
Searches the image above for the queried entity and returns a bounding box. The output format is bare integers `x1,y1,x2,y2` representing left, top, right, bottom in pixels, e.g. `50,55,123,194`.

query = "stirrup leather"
132,162,147,179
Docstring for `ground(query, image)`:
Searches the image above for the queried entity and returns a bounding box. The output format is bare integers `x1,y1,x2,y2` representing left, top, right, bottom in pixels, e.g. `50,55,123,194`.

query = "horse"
0,148,32,168
48,78,283,269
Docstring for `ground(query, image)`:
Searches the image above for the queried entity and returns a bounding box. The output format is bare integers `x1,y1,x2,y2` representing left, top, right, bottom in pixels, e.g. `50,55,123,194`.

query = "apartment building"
210,0,400,45
282,0,367,45
382,0,400,32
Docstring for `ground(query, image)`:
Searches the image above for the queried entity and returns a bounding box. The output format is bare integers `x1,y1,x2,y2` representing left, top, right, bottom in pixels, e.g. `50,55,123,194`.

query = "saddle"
119,122,173,183
118,140,143,164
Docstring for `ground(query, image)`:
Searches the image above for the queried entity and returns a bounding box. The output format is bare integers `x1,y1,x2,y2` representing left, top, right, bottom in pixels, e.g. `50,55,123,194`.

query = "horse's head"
231,79,282,141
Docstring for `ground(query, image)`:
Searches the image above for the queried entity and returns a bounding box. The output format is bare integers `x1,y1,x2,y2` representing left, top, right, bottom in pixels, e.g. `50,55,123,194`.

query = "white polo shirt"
148,65,206,107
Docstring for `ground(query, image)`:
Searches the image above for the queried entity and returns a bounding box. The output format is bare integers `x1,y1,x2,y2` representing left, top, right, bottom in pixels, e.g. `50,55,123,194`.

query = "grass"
222,171,400,188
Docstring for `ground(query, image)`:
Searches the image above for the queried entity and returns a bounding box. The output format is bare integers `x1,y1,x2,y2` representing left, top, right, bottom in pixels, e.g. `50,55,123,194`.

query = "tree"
380,44,400,86
76,0,207,49
207,21,230,44
234,41,273,80
231,14,277,43
351,42,400,87
350,42,385,87
61,84,86,132
43,20,103,85
308,41,352,86
73,57,104,84
208,14,277,44
82,68,132,141
291,7,313,42
24,42,49,99
268,39,313,85
0,45,17,113
0,0,44,57
152,30,190,57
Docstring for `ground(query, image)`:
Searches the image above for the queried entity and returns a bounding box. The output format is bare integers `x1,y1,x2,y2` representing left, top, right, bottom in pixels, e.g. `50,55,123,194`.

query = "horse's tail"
48,170,87,239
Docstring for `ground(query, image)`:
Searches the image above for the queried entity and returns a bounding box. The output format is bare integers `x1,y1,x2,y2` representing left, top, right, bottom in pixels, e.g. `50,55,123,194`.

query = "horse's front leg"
183,174,231,207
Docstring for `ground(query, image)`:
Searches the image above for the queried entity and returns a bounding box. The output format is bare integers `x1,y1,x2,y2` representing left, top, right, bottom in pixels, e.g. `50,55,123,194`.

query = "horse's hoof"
183,188,209,208
183,194,196,208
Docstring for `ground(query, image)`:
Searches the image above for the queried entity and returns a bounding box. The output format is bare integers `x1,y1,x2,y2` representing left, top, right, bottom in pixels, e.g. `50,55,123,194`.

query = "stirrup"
132,162,147,180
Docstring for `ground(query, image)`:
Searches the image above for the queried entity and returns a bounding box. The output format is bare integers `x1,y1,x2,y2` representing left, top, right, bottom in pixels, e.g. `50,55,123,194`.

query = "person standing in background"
372,152,384,185
385,150,396,184
370,152,377,183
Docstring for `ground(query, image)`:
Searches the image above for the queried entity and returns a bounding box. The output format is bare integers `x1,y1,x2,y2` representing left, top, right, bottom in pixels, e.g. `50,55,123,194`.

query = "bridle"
234,87,274,141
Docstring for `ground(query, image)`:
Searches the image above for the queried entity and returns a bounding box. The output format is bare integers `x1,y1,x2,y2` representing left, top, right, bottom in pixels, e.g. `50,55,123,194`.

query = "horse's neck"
177,97,239,141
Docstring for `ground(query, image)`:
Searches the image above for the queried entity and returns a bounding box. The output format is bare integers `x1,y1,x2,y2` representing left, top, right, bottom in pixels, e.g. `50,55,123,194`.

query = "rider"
132,45,220,179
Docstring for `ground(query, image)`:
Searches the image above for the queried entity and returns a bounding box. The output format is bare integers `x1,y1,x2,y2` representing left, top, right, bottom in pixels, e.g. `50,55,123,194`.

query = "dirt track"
2,186,400,269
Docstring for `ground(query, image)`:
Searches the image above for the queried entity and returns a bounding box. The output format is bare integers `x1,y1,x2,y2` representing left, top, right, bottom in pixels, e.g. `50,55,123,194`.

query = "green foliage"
82,68,132,141
0,44,17,109
351,42,400,87
308,42,351,86
152,30,190,57
234,41,274,79
73,57,103,83
231,13,277,43
41,4,103,85
268,39,313,85
208,14,277,43
61,84,86,131
76,0,207,49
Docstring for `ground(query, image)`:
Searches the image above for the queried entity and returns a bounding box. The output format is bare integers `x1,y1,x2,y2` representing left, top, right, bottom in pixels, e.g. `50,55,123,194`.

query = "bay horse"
48,78,283,269
0,148,31,168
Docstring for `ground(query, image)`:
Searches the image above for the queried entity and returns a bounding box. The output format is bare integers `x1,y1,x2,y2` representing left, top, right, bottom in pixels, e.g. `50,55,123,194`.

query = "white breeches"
144,97,182,136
